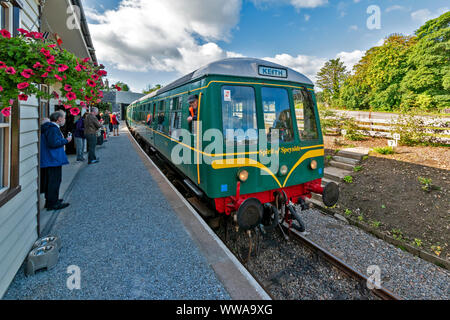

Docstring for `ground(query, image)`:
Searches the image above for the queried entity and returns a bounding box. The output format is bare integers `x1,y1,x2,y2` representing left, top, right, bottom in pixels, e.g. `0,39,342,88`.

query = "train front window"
221,86,258,145
262,87,294,143
293,89,319,141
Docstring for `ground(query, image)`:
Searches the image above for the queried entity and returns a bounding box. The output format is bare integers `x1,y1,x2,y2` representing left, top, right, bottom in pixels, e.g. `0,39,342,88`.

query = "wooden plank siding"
0,0,40,298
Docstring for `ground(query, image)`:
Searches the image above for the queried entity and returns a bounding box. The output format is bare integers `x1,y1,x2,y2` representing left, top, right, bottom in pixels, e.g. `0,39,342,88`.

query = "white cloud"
386,5,407,13
411,7,449,25
336,50,365,72
349,25,358,31
250,0,327,10
87,0,242,74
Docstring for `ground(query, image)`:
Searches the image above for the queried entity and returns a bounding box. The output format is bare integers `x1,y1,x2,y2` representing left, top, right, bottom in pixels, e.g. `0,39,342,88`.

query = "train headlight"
310,160,318,170
237,169,249,182
279,165,288,176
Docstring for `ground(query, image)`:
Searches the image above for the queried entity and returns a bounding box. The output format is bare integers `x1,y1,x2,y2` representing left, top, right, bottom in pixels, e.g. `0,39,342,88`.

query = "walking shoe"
44,199,64,209
88,160,99,164
47,202,70,211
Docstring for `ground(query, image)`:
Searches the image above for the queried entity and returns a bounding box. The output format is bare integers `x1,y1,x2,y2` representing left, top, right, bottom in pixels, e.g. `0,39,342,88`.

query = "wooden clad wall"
0,0,40,298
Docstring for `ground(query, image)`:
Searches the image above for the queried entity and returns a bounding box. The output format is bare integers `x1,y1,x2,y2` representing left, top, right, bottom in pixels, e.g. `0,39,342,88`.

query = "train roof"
131,57,313,105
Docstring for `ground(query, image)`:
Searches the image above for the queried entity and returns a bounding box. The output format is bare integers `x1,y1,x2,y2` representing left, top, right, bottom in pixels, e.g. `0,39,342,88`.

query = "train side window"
170,97,182,139
293,89,319,141
262,87,294,143
221,86,258,145
157,101,165,132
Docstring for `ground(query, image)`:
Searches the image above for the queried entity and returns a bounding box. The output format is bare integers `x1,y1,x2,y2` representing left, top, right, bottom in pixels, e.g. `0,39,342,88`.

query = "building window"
1,2,11,31
0,101,21,207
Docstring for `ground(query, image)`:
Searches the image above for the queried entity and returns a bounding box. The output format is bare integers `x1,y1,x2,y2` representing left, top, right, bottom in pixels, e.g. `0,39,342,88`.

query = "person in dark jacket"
74,114,86,161
84,107,102,164
41,110,71,210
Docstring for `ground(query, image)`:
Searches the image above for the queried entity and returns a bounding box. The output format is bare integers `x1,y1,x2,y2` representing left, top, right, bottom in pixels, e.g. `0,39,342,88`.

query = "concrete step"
336,147,369,161
332,155,360,166
329,160,354,171
321,177,338,187
324,166,352,183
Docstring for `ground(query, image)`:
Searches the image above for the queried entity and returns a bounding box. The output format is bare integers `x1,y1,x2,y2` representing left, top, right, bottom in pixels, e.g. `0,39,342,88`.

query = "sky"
82,0,449,92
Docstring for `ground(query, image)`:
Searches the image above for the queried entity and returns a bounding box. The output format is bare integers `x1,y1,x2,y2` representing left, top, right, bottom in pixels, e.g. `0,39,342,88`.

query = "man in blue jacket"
41,111,72,210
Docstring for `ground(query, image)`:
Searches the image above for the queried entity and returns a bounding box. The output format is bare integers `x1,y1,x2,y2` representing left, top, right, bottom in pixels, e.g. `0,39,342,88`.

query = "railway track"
129,127,400,300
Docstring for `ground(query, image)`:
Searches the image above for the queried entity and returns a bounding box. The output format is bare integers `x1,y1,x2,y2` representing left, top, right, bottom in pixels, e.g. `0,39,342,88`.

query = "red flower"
52,91,59,99
70,108,80,116
1,107,11,117
64,104,72,109
58,64,69,72
75,65,82,72
5,67,16,75
63,75,67,80
47,44,57,49
85,95,92,101
80,101,86,107
21,69,34,79
64,84,72,92
41,72,49,78
83,57,90,63
18,94,28,101
87,79,96,87
40,48,51,57
115,85,122,91
96,99,101,104
0,85,3,92
0,61,6,69
17,28,30,37
55,74,63,81
97,70,107,76
47,56,56,65
98,91,104,98
91,74,99,81
66,92,77,101
47,66,53,72
31,32,43,40
17,82,30,90
0,29,11,39
33,62,43,69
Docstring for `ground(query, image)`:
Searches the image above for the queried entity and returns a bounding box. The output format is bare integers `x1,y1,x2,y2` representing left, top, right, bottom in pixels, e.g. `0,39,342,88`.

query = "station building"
0,0,97,297
102,91,144,120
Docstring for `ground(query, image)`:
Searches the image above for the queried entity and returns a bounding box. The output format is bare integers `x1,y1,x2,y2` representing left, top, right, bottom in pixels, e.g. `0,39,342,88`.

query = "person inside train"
187,94,199,131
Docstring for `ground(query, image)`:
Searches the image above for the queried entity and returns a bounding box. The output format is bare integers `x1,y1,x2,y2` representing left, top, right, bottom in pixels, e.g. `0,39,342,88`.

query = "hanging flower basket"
0,28,108,116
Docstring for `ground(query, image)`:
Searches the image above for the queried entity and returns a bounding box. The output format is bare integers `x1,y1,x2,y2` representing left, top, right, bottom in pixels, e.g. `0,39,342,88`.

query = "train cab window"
221,86,258,145
293,89,319,141
262,87,294,143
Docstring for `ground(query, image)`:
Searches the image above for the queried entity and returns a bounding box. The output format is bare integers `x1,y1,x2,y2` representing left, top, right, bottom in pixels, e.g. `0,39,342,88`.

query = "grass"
373,146,395,155
344,209,352,216
370,220,381,228
353,165,362,172
343,176,353,184
392,228,404,241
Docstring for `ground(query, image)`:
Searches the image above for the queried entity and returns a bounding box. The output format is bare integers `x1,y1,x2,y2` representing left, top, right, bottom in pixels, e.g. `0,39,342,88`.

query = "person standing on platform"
74,114,86,161
84,107,102,164
111,112,120,136
103,110,111,140
40,110,71,211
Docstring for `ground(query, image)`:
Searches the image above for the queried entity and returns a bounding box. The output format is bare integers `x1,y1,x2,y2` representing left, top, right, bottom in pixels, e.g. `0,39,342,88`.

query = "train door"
292,88,322,148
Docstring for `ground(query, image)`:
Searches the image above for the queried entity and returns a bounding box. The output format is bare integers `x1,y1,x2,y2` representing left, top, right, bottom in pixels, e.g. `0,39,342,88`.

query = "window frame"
292,87,321,142
0,100,21,207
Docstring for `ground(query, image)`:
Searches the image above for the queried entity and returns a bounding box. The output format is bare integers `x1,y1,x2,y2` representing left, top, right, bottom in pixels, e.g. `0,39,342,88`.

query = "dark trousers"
43,166,62,207
86,134,97,162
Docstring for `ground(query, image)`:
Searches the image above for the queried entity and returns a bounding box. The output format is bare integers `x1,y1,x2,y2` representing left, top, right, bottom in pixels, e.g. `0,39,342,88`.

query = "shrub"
343,176,353,183
373,146,395,155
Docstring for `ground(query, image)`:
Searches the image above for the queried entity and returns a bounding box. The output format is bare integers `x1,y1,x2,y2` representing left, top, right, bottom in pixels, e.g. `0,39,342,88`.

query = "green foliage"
370,220,381,228
418,176,441,192
336,12,450,113
392,228,404,241
326,155,333,161
344,209,352,216
353,166,362,172
343,176,353,183
362,155,369,161
358,215,364,222
413,238,422,248
143,84,162,95
113,81,129,91
390,112,430,146
316,58,348,107
373,146,394,155
342,117,366,141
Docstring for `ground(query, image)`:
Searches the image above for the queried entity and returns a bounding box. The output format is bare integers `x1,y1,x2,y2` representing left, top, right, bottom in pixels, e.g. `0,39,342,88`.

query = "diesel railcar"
127,58,338,232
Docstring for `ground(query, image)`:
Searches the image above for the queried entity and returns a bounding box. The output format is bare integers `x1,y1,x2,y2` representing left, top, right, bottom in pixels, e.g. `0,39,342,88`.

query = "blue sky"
83,0,449,92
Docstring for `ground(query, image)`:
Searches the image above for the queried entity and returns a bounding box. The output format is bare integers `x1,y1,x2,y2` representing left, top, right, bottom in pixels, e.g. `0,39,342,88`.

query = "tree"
400,11,450,111
143,84,162,95
316,58,348,107
112,81,129,92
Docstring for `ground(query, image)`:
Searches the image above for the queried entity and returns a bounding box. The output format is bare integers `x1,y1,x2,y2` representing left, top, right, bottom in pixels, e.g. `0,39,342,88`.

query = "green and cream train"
127,58,338,232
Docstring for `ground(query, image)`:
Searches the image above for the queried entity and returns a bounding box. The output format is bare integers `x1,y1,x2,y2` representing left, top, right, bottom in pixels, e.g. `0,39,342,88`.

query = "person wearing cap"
187,94,198,124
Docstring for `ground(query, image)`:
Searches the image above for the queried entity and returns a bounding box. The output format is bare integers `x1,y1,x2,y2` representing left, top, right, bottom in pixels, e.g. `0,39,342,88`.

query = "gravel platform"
4,129,230,300
295,207,450,300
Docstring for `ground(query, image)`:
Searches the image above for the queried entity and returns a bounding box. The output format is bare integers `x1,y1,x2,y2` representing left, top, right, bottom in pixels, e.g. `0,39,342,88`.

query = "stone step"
332,155,360,166
324,166,352,183
336,147,369,161
329,160,354,171
321,177,339,187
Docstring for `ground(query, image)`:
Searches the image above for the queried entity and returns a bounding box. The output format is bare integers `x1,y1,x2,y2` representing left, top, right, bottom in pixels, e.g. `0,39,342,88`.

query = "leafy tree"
112,81,130,91
400,11,450,111
143,84,162,95
316,58,348,107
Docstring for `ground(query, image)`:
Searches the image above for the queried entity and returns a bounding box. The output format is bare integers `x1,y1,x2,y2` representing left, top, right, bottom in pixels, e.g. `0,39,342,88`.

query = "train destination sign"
258,66,288,78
